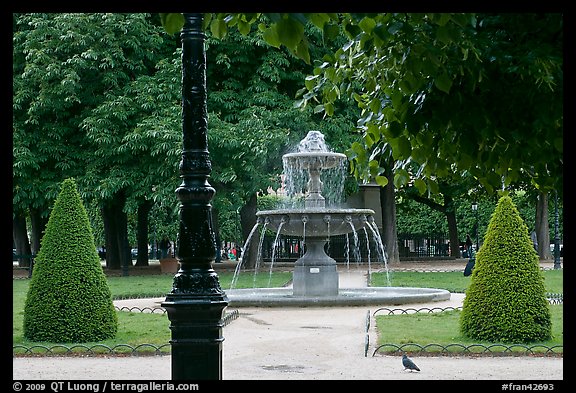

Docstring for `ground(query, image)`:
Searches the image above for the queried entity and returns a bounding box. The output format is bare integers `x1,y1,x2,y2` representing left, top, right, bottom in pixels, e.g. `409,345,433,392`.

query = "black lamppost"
471,202,479,252
553,190,561,270
162,13,228,380
152,187,157,259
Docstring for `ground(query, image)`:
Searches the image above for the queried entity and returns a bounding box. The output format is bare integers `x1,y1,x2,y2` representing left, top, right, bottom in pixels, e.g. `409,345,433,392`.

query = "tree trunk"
239,193,259,269
379,172,400,265
13,212,32,267
443,195,461,258
135,199,153,266
102,191,132,271
101,204,116,269
536,191,552,260
29,207,48,255
115,192,132,274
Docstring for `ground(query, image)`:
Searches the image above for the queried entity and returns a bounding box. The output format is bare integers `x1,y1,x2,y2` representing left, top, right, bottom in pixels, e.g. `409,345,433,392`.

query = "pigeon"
402,353,420,372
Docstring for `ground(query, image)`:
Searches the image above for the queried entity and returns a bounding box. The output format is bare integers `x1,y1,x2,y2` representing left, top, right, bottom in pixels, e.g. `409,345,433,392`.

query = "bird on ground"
402,352,420,372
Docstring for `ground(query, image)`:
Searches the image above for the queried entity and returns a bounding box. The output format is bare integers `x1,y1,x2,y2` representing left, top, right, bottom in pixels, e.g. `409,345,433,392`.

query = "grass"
371,268,564,294
13,268,562,355
13,278,171,355
106,271,293,299
371,269,563,354
374,306,563,355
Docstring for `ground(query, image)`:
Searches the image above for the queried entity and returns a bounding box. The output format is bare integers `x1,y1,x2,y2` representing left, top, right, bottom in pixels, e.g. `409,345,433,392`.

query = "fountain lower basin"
256,208,378,296
256,208,376,237
225,287,451,307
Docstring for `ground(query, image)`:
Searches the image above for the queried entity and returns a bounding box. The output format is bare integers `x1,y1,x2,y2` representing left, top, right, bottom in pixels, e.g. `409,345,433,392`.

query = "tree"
402,182,461,258
13,13,173,269
459,195,551,343
80,49,181,269
14,13,354,272
23,178,117,343
161,13,562,191
299,14,562,194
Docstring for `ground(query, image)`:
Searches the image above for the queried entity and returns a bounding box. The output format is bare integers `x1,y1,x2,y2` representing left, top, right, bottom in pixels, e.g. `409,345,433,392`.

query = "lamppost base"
162,293,228,380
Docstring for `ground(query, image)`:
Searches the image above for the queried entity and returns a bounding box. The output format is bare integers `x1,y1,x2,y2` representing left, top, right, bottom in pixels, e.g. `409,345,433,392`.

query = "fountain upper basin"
282,151,347,170
256,208,375,237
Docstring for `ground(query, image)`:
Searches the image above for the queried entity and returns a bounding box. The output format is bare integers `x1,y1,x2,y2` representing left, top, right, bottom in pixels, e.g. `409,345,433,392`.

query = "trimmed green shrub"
23,178,118,343
459,195,552,343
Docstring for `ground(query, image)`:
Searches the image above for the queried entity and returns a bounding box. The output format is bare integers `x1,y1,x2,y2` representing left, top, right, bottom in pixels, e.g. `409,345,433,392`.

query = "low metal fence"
258,233,455,262
13,309,239,357
397,234,452,258
372,343,563,356
366,301,563,357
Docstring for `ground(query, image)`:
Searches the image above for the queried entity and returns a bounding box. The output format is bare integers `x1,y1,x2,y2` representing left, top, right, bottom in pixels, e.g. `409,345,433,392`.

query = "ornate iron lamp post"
471,202,479,252
162,13,228,380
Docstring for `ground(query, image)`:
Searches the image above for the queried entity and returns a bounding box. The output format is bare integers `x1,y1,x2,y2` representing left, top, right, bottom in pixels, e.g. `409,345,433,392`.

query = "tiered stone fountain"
225,131,450,306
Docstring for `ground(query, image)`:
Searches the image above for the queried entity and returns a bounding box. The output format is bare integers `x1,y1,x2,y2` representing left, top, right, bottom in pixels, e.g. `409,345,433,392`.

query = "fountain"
226,131,450,306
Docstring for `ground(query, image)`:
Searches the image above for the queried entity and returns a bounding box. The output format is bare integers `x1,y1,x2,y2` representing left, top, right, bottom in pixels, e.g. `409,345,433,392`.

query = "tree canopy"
13,13,361,256
13,13,563,266
161,13,563,196
13,13,169,213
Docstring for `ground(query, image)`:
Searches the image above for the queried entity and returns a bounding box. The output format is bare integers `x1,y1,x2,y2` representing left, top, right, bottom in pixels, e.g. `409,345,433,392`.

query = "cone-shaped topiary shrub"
23,178,117,343
459,195,551,343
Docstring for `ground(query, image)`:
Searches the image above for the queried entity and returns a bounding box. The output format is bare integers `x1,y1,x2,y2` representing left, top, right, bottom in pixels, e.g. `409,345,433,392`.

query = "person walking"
530,230,538,252
465,234,473,258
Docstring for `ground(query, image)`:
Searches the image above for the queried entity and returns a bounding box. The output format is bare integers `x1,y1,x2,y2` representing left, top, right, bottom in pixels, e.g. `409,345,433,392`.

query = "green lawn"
373,306,563,354
106,271,293,299
371,269,563,354
13,268,562,355
371,269,563,294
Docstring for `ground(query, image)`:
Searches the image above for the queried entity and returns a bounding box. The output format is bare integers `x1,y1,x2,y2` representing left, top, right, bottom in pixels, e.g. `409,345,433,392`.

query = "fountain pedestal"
293,238,338,296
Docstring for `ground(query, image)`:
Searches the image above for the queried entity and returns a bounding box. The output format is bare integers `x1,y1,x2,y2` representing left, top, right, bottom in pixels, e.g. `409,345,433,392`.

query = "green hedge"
459,195,551,343
23,178,118,343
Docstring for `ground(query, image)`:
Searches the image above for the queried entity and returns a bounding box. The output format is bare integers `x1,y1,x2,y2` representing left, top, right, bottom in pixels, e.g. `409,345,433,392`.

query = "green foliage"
397,197,449,235
257,194,286,210
23,178,117,343
13,13,172,221
160,13,184,35
299,13,563,195
459,196,552,343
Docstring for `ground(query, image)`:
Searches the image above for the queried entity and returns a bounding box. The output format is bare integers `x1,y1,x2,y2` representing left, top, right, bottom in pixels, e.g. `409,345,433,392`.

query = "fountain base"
293,264,339,296
292,237,339,296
